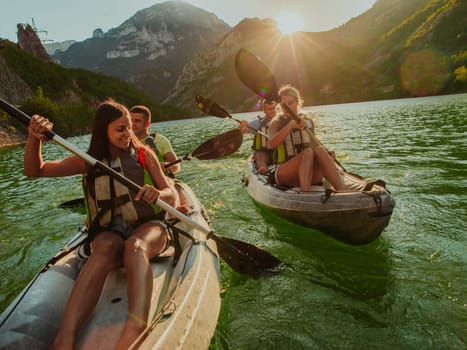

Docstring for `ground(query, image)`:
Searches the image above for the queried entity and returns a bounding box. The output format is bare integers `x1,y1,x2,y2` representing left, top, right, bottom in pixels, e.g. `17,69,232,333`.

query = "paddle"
164,128,242,168
59,129,243,209
234,48,301,123
59,197,86,209
195,95,243,123
235,49,348,190
234,48,280,103
0,98,282,277
195,95,268,137
60,128,243,208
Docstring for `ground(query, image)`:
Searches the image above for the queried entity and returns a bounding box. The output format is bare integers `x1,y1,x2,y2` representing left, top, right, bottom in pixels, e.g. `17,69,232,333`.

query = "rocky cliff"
52,0,230,103
17,24,49,61
0,56,30,147
43,40,76,56
0,55,33,105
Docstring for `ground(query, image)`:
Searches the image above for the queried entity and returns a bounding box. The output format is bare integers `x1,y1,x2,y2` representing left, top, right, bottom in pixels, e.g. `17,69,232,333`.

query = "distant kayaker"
130,105,181,177
239,99,277,174
268,85,345,192
24,99,180,349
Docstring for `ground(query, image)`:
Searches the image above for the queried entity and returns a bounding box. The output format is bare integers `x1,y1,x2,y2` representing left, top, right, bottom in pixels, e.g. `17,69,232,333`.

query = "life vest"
83,145,163,233
143,133,164,163
274,113,315,164
143,133,174,177
251,116,270,151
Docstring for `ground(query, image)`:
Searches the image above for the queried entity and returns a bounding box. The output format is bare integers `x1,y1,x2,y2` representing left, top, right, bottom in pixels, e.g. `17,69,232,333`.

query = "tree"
22,86,59,120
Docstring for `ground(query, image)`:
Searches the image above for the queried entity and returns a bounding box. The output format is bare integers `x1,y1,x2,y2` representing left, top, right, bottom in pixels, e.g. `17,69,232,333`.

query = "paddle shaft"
164,156,186,168
226,114,268,138
0,98,215,237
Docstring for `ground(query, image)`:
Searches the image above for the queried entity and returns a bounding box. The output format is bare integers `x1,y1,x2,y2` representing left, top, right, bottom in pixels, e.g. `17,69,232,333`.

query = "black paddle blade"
59,198,86,208
210,234,283,277
191,129,242,160
195,95,231,119
235,48,279,102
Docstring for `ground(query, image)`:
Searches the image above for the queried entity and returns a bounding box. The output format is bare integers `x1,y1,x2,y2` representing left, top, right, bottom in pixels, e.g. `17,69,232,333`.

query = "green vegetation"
0,40,190,138
452,50,467,82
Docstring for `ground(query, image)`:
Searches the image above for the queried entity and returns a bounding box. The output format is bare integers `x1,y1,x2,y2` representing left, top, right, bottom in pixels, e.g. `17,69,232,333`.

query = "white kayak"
242,156,395,245
0,180,220,349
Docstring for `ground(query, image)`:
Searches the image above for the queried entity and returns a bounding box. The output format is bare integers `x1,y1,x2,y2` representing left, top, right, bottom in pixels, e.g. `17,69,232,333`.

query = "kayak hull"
0,181,220,349
243,157,395,245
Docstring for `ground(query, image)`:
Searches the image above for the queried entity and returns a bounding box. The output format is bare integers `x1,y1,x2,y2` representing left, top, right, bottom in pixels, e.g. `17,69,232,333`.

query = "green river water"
0,94,465,349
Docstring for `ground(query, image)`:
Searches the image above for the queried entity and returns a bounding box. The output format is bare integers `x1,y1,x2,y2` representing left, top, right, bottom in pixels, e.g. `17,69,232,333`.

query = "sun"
276,11,305,35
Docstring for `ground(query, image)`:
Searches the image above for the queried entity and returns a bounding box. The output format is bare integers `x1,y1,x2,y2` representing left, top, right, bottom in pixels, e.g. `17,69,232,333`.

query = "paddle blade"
195,95,231,119
191,129,242,160
235,48,279,102
59,198,85,208
211,234,283,277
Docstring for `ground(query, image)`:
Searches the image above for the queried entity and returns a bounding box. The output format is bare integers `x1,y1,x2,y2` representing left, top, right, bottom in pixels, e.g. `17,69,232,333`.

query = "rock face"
164,18,283,111
0,54,30,147
43,40,76,56
16,24,49,61
52,1,230,103
92,29,104,38
0,54,33,105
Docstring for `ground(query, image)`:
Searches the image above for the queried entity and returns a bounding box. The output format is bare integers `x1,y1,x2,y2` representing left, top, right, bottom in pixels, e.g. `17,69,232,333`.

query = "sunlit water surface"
0,94,465,349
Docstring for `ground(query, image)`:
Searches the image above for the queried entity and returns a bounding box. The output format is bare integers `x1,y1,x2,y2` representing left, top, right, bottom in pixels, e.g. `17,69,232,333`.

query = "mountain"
2,0,465,143
43,40,76,56
52,0,230,104
165,0,466,112
0,39,156,139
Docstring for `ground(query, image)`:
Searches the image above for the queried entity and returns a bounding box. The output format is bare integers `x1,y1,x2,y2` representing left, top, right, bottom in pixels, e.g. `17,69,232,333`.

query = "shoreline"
0,128,26,149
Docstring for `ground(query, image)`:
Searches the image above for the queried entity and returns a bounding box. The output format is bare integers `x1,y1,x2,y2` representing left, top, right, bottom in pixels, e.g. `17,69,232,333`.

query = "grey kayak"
242,156,395,245
0,180,220,349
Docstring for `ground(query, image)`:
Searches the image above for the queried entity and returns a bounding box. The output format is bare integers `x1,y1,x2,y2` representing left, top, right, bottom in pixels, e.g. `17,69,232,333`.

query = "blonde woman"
268,85,344,192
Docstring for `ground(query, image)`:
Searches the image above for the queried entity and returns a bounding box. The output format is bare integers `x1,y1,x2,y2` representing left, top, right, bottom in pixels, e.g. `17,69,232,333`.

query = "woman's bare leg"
276,154,303,188
115,222,167,350
313,146,345,190
254,151,269,174
52,232,123,350
276,150,316,191
298,149,314,191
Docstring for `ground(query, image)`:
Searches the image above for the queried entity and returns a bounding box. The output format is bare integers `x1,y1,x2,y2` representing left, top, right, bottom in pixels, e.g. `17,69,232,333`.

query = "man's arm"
155,134,181,175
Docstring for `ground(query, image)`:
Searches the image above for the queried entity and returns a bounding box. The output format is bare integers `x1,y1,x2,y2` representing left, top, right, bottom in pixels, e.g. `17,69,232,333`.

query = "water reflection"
255,205,394,301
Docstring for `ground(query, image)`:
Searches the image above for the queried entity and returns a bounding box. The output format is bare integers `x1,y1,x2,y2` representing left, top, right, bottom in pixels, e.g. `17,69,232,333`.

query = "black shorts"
89,212,166,241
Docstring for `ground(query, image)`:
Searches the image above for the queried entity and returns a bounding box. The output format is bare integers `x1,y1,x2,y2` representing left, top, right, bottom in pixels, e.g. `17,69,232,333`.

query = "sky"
1,0,376,43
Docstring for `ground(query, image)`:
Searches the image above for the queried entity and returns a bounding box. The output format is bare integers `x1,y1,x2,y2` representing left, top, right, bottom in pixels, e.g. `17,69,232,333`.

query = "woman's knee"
92,233,123,258
128,222,167,259
122,236,147,268
301,148,314,159
89,234,123,269
124,236,147,257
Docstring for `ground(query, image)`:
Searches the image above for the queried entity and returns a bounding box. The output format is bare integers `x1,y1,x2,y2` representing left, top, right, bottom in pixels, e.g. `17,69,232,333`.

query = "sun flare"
276,11,304,35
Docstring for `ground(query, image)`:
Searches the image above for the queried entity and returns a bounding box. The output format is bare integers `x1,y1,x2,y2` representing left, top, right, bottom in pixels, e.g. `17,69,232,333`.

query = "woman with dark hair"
24,99,178,349
268,85,344,192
